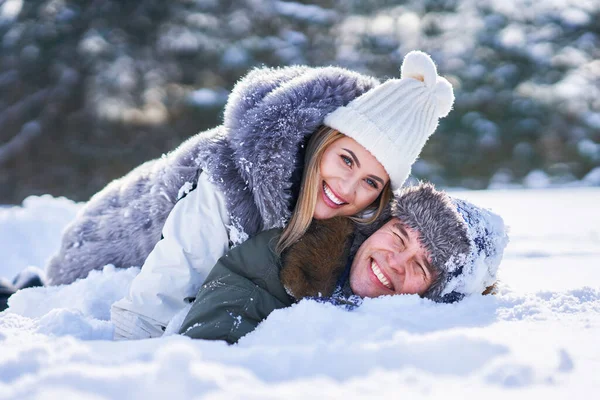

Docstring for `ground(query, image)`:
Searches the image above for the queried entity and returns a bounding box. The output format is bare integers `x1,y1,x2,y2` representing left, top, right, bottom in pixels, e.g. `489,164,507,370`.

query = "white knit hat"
323,51,455,191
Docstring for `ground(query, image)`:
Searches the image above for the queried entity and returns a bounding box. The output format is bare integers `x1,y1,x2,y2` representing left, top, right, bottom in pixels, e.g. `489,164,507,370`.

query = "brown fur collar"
280,217,355,300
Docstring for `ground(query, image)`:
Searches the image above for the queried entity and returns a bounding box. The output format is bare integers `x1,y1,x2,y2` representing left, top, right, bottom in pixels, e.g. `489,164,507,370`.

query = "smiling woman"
276,127,392,253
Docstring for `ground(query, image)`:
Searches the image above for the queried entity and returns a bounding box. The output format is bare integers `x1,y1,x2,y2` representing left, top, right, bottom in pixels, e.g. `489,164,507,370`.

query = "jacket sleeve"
178,272,270,344
223,66,309,128
179,230,291,344
110,172,231,340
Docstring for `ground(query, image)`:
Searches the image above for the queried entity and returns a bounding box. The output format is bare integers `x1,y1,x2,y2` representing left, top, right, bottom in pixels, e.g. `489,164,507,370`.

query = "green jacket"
179,218,355,344
179,229,293,344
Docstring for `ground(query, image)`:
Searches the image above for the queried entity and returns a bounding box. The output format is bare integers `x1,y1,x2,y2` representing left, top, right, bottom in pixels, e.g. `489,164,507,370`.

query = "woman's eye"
341,155,352,167
365,178,378,189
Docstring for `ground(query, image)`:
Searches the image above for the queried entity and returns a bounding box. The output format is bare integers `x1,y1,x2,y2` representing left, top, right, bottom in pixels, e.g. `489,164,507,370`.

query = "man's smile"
370,259,393,290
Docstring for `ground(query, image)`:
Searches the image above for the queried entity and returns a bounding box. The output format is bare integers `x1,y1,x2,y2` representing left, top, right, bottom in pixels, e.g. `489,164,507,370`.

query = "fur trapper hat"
392,183,509,303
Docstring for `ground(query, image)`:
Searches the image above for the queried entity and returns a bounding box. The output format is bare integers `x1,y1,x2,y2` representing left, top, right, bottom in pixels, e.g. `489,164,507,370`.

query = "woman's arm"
110,173,231,340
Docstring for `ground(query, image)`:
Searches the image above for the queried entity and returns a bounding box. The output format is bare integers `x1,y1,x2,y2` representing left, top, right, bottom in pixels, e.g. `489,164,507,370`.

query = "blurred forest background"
0,0,598,204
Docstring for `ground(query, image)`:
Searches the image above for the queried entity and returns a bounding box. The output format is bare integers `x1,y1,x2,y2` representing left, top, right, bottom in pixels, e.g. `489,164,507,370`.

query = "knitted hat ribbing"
324,51,454,191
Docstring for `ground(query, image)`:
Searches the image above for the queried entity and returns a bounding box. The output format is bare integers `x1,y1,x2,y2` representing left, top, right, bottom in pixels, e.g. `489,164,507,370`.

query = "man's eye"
393,232,405,248
341,155,352,167
419,265,427,280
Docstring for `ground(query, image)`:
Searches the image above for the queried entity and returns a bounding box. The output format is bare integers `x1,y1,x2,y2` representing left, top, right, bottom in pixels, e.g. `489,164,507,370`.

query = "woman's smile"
322,182,347,208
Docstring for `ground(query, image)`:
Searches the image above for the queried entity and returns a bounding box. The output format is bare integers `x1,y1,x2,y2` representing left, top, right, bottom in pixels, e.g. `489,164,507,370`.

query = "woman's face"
314,136,389,220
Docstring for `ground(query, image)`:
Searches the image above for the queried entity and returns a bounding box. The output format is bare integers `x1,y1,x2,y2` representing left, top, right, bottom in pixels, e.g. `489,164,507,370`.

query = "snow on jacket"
180,217,355,344
44,65,379,337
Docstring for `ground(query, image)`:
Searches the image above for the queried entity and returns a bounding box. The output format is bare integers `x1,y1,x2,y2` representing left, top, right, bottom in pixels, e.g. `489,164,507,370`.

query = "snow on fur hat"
324,51,454,191
392,183,509,303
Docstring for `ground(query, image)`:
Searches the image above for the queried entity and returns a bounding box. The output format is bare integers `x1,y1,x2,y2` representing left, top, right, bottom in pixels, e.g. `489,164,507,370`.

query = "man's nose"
386,251,408,276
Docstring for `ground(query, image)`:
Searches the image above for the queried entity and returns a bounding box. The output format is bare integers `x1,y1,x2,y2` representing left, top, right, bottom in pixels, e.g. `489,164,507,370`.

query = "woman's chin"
313,202,335,220
312,210,329,220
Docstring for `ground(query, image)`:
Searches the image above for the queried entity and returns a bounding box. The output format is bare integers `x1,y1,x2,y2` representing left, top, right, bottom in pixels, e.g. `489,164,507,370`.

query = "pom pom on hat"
434,78,454,118
401,51,454,119
324,50,455,191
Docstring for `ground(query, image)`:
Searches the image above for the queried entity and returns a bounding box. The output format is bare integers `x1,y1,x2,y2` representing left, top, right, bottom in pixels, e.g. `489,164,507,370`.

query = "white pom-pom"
434,77,454,118
400,50,438,87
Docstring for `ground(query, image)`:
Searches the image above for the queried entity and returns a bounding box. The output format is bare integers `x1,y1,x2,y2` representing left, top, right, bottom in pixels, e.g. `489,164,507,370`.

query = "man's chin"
349,280,371,299
349,279,360,297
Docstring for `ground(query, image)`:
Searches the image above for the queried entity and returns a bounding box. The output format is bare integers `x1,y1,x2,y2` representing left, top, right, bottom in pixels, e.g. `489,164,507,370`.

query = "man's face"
350,218,435,298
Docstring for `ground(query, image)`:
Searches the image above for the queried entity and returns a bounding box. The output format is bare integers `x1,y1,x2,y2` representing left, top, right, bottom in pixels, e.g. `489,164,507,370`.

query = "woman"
44,51,454,338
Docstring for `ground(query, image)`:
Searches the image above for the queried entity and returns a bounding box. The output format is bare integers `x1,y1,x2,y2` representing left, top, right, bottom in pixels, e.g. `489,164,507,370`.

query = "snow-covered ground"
1,188,599,399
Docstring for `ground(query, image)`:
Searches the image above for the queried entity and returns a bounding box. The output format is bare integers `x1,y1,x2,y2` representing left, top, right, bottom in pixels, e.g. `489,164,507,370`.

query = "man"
177,183,508,344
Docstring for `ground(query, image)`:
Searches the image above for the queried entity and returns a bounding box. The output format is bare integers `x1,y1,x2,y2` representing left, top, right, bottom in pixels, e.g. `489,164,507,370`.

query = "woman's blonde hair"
276,126,392,254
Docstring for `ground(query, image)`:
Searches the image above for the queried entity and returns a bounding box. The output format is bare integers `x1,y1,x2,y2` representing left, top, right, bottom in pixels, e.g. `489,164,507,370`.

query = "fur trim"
393,183,470,271
206,66,380,231
280,217,355,300
45,130,216,285
46,66,379,285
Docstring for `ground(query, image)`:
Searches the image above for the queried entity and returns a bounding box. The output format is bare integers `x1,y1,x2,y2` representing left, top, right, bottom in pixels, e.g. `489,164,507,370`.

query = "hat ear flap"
434,77,454,118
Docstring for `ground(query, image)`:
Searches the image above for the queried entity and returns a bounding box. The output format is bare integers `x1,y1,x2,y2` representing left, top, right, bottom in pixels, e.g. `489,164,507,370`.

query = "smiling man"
349,219,436,298
340,183,508,304
175,182,508,344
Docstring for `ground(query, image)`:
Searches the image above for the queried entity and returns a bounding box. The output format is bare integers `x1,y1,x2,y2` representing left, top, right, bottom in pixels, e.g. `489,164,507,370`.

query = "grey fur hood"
47,65,380,285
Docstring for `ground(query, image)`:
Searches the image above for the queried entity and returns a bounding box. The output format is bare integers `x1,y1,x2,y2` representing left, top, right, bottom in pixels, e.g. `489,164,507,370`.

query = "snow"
523,170,551,189
0,0,22,21
441,199,508,298
187,88,228,108
0,195,80,280
583,167,600,185
273,1,337,25
176,181,195,201
498,24,527,49
1,188,600,398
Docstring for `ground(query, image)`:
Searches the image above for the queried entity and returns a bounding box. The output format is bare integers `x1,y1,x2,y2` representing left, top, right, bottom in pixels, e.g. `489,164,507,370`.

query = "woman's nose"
339,177,358,200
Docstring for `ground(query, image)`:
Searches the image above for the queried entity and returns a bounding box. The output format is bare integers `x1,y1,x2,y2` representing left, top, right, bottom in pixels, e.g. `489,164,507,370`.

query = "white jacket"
110,172,231,339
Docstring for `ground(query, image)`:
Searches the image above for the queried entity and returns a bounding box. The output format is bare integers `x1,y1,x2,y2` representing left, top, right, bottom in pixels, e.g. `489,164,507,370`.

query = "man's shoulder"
228,228,282,271
208,228,286,297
